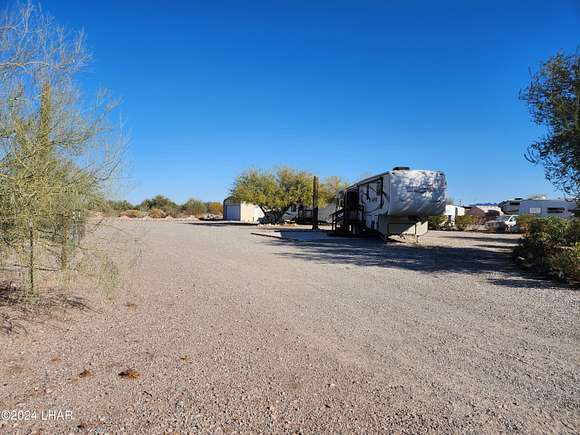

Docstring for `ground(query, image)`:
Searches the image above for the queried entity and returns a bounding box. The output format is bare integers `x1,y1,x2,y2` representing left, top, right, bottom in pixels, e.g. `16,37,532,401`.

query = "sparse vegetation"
101,196,224,218
181,198,206,217
514,217,580,283
206,201,223,216
428,215,448,230
0,2,124,297
148,208,166,219
120,209,146,219
455,215,476,231
515,214,535,232
428,216,447,230
139,195,179,217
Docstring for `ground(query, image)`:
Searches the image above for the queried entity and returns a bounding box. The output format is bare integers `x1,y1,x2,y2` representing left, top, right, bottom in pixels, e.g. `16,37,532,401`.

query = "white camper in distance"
499,198,579,219
332,167,447,239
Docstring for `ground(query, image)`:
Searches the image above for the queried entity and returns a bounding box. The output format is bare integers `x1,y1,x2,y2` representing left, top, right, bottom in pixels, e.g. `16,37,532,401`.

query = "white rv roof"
349,169,442,189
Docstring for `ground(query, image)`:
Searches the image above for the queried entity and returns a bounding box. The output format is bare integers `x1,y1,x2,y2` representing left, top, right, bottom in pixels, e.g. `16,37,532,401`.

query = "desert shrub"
206,202,223,216
140,195,179,217
549,243,580,281
120,210,146,219
514,217,579,283
107,200,134,211
148,208,166,219
428,215,448,230
515,214,535,232
455,215,475,231
100,200,134,217
182,199,206,217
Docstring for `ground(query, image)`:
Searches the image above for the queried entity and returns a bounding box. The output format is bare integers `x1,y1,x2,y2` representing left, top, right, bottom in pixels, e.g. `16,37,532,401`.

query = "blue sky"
35,0,580,205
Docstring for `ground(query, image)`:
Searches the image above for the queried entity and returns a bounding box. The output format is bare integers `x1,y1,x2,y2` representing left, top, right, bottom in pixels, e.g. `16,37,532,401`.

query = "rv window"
528,207,542,214
547,207,565,214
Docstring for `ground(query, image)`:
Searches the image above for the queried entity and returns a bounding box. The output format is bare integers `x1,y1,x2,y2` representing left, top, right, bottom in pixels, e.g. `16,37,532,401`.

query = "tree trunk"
27,219,35,295
60,216,69,271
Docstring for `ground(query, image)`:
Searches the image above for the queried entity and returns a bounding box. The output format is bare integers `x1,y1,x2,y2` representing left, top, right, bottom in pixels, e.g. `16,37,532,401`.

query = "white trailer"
332,167,447,239
501,198,579,219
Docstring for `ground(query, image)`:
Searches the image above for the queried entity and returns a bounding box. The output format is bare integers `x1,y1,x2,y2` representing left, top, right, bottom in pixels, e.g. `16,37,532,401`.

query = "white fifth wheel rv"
332,167,447,239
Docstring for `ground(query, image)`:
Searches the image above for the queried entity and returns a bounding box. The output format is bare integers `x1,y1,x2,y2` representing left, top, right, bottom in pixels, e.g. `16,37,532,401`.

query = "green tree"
231,167,313,223
520,50,580,198
319,176,349,206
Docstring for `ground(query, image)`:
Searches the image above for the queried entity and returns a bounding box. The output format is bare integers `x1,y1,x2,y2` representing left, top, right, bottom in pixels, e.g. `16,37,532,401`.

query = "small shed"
223,197,264,222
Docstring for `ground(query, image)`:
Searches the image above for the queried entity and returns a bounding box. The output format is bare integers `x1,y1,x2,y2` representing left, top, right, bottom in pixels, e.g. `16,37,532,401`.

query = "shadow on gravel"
486,276,571,290
474,244,514,251
0,282,92,335
435,234,521,244
265,237,569,290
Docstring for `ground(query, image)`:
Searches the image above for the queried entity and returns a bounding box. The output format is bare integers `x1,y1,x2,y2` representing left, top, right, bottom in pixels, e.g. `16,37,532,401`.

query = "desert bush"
514,217,579,283
148,208,166,219
100,200,134,217
206,202,223,216
455,215,475,231
182,198,206,217
515,214,535,232
140,195,179,217
428,215,448,230
120,210,146,219
549,243,580,282
107,200,134,212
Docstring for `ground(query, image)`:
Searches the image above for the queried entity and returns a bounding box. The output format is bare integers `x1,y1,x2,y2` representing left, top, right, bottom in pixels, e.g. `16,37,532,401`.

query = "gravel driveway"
1,221,578,433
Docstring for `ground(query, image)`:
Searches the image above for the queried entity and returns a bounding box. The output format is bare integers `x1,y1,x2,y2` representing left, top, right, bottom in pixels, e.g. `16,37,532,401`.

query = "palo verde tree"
231,167,314,223
520,50,580,199
0,2,124,296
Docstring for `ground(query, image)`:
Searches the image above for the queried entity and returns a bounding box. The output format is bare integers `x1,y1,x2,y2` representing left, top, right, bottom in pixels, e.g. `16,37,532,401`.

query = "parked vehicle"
486,215,518,232
332,167,447,239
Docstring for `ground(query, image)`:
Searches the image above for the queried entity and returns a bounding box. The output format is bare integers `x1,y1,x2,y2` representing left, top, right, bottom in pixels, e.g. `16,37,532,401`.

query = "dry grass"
78,368,94,378
0,281,92,335
118,368,140,379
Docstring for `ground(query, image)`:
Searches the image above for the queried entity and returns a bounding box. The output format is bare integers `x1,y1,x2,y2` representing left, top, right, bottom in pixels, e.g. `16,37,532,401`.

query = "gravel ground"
0,221,578,434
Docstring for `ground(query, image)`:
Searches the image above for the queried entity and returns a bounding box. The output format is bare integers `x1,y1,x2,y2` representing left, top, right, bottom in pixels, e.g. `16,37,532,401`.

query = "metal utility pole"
312,176,319,230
